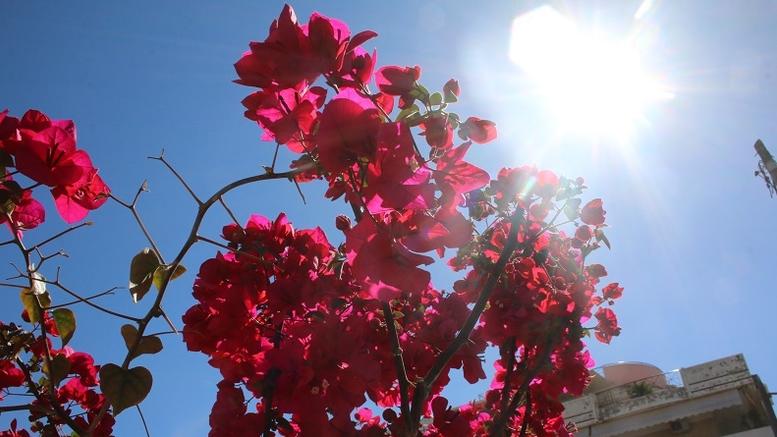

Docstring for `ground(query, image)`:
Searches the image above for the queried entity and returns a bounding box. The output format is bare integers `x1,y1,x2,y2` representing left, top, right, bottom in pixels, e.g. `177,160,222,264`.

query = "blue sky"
2,1,776,435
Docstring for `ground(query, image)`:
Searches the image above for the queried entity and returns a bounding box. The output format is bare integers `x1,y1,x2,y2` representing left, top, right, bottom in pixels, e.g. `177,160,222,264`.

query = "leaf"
19,288,51,324
395,104,419,122
595,228,612,250
99,363,153,416
151,264,187,291
45,354,71,386
30,271,46,296
429,92,443,106
52,308,76,347
129,248,161,303
120,324,163,359
563,198,582,221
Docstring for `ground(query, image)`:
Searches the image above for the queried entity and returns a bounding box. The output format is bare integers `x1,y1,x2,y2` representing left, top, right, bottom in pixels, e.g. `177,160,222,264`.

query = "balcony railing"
563,354,755,427
595,370,688,419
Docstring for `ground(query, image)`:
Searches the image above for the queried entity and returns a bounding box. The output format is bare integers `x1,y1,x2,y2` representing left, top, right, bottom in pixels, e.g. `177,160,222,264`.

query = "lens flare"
509,6,672,141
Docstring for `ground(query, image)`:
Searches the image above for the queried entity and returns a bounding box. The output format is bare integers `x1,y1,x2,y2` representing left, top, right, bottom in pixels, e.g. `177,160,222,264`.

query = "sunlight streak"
508,6,672,142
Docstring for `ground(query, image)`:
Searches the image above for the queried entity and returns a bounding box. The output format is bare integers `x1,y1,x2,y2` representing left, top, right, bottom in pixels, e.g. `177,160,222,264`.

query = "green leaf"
45,354,71,386
99,363,153,416
563,198,582,221
129,248,161,303
395,104,420,122
120,324,163,359
429,92,443,106
19,288,51,324
151,264,186,291
52,308,76,347
595,229,612,250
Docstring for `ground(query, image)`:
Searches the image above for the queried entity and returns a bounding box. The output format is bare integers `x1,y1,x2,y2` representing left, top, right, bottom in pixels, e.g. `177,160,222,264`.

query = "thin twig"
197,235,264,263
292,178,307,204
38,279,140,322
218,197,241,226
47,287,119,309
136,405,151,437
27,222,93,252
382,301,412,429
148,151,203,205
110,191,165,263
157,306,178,333
145,330,179,337
270,143,280,171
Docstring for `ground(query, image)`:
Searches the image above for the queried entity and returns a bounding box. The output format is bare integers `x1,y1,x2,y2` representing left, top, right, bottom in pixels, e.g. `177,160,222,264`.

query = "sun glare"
509,6,671,141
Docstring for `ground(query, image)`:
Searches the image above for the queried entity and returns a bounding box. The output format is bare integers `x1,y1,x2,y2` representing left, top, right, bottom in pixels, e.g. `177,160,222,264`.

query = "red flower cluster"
0,109,110,229
181,4,625,435
0,321,114,436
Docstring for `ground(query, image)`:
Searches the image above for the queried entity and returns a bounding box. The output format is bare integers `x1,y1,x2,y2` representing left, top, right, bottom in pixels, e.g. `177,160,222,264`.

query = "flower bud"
335,215,352,231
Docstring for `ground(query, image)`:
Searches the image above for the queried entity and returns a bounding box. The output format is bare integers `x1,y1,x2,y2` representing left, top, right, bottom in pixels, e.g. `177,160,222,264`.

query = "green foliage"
99,363,153,416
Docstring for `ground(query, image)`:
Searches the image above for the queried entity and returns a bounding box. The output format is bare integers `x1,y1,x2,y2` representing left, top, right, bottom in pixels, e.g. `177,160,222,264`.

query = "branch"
488,332,560,436
16,358,86,435
406,211,524,432
196,235,264,263
87,165,310,433
382,301,412,429
218,197,241,227
2,213,79,434
0,403,34,413
518,390,532,437
110,183,165,263
148,150,203,205
136,405,151,437
47,287,120,310
28,222,93,252
40,279,140,322
499,338,518,413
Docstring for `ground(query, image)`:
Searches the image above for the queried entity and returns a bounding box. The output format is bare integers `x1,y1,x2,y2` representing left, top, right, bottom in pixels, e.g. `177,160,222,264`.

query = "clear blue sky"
2,1,776,435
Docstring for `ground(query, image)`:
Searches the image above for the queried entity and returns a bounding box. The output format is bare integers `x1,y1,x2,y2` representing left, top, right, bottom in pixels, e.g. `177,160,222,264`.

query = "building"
563,354,777,436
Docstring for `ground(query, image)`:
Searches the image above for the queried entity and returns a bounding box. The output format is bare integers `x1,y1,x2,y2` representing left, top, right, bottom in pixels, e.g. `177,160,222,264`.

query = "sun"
509,5,672,141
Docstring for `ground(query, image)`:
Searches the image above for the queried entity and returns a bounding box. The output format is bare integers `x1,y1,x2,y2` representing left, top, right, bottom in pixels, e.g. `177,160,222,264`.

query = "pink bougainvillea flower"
52,166,110,224
375,65,420,97
316,88,382,173
0,360,25,397
0,189,45,233
345,217,433,300
602,282,624,300
11,124,90,188
460,116,497,144
361,123,434,213
580,198,606,226
337,47,377,88
0,110,19,149
420,114,454,149
594,307,621,344
234,5,314,89
235,5,376,91
433,142,489,200
242,86,326,152
443,79,460,100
